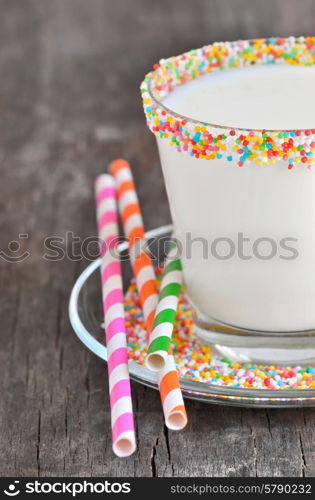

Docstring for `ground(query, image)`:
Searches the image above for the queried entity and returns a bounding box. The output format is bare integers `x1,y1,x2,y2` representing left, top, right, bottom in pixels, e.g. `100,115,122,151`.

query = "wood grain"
1,0,315,477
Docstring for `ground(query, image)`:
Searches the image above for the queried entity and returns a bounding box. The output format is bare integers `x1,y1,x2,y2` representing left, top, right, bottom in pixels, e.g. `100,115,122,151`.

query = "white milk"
157,64,315,332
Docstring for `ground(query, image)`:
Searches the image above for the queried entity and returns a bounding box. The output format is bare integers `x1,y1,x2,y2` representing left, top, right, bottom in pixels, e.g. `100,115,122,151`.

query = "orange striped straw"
109,159,187,430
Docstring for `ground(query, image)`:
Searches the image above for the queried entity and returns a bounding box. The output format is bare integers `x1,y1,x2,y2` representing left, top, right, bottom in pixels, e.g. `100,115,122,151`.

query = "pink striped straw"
95,174,136,458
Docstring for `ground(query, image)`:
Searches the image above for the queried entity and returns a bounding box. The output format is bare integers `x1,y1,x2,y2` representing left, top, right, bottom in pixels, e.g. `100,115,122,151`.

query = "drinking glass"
141,37,315,363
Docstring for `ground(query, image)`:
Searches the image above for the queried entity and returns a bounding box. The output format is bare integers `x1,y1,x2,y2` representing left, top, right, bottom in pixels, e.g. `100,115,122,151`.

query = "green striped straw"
146,242,183,372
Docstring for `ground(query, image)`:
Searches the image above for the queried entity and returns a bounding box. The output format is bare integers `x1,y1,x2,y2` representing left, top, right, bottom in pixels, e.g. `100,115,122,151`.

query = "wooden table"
1,0,315,477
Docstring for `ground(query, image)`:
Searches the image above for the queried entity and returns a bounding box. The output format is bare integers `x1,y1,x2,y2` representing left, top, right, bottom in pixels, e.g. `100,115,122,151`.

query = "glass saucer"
69,225,315,408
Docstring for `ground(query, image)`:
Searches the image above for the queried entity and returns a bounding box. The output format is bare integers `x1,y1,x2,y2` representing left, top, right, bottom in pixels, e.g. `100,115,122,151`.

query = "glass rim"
146,36,315,133
140,36,315,168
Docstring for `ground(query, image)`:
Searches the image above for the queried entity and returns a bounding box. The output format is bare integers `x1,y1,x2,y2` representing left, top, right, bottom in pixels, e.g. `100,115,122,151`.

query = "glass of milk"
141,37,315,363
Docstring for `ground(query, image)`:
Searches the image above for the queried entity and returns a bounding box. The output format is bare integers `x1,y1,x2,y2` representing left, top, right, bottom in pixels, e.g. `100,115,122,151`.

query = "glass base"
191,301,315,365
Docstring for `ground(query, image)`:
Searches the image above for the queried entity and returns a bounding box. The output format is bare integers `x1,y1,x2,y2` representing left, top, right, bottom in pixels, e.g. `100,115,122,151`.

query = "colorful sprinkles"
141,36,315,169
125,269,315,390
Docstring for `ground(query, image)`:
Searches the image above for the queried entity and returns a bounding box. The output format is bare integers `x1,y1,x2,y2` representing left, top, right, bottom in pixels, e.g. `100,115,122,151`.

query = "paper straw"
109,159,158,335
157,353,188,430
146,243,183,372
109,159,187,430
95,174,136,457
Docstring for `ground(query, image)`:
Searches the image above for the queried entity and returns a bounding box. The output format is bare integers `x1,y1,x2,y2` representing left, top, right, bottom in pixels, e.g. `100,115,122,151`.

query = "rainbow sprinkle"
141,36,315,170
125,269,315,390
